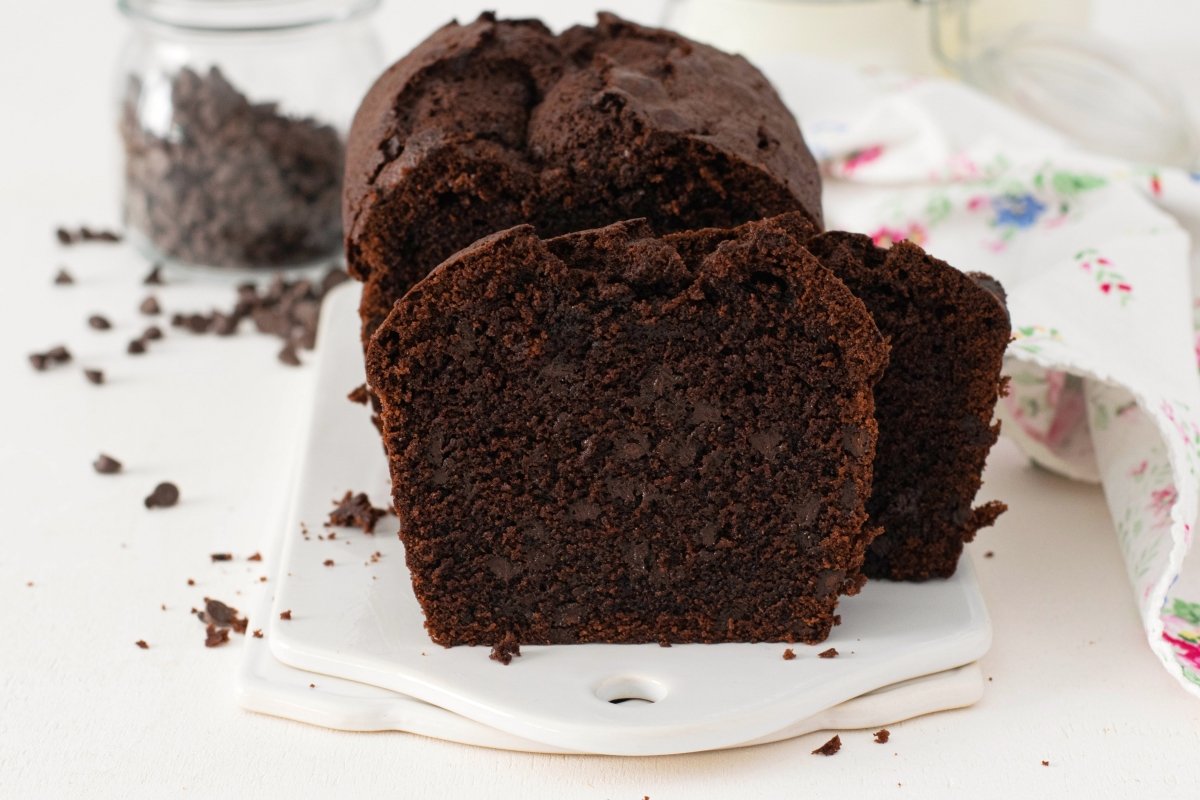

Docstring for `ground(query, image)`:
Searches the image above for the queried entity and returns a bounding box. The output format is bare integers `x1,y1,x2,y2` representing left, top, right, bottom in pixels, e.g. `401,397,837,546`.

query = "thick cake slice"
344,12,824,348
805,232,1010,580
366,215,888,646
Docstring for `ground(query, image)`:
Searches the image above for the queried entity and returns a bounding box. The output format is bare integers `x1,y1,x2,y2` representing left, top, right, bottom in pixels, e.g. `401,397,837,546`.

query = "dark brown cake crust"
367,214,887,646
804,233,1009,580
344,12,824,348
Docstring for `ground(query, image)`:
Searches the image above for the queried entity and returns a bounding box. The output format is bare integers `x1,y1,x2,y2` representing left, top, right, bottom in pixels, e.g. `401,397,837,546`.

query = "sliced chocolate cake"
805,233,1009,580
344,12,824,348
366,215,888,646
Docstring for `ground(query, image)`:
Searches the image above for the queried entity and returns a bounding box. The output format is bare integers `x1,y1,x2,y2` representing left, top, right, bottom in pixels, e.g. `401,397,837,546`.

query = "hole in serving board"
594,675,667,705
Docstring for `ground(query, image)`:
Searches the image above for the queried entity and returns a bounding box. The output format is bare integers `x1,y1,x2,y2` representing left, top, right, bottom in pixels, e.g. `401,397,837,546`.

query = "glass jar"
115,0,384,272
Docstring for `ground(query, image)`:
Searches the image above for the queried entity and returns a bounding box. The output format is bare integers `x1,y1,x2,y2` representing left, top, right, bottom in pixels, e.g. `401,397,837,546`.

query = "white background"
2,1,1200,797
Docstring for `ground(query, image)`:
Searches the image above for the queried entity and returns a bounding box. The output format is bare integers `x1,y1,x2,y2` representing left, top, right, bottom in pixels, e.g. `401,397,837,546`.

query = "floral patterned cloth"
767,60,1200,696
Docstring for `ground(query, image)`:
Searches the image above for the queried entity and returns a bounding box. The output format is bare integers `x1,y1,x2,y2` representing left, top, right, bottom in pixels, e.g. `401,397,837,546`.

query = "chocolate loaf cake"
344,12,824,347
366,215,888,646
805,233,1009,580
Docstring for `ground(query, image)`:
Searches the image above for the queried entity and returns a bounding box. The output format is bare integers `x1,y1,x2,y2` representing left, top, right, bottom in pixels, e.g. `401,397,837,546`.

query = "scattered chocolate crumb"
29,345,72,371
347,384,370,405
144,481,180,508
259,576,268,582
252,629,263,638
143,264,165,285
187,578,195,586
27,581,34,587
819,648,839,659
53,267,75,285
279,610,292,620
326,490,387,534
489,632,521,665
1042,760,1050,767
984,551,995,558
309,683,316,688
197,597,248,634
323,559,335,567
204,624,230,648
127,338,147,355
812,735,841,756
84,368,105,385
56,226,123,245
55,227,72,245
874,729,890,744
247,552,263,562
93,454,123,474
160,604,166,611
139,296,161,316
327,531,336,540
135,640,149,649
782,648,796,660
278,342,301,366
142,325,163,341
210,553,233,562
87,314,112,331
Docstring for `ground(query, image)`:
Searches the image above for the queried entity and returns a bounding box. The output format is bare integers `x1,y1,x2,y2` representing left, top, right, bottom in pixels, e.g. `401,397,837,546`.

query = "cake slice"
804,232,1010,580
344,12,824,349
366,215,888,646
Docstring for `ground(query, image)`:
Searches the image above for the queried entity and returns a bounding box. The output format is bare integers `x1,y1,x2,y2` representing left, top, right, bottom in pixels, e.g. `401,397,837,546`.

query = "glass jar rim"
117,0,380,33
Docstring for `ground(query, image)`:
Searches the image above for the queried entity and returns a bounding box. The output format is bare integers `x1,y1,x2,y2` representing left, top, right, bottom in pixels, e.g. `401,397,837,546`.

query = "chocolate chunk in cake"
344,12,824,352
366,214,887,646
803,233,1009,580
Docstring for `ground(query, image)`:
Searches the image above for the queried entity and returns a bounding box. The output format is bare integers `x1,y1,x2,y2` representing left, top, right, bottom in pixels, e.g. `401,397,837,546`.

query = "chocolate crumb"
252,629,263,638
144,481,180,508
93,454,123,475
127,338,147,355
247,552,263,562
347,384,370,405
142,325,163,341
87,314,112,331
139,296,161,316
874,729,890,744
278,342,301,366
84,368,105,385
143,264,165,285
210,553,233,562
135,640,149,649
326,490,387,534
818,648,839,659
161,604,166,611
204,624,230,648
984,551,995,558
279,610,292,620
29,345,72,371
55,227,72,245
187,578,195,586
309,683,316,688
489,632,522,665
198,597,248,634
323,559,335,567
782,648,796,660
1042,760,1050,767
53,268,75,285
812,735,841,756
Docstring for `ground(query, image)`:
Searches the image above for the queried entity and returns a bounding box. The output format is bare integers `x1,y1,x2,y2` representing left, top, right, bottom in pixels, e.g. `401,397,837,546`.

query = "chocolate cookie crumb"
812,735,841,756
198,597,248,634
782,649,796,661
279,610,292,620
53,268,75,285
323,559,334,567
139,296,161,316
93,454,123,475
84,368,105,385
127,338,147,355
252,629,263,638
135,640,149,649
204,624,230,648
874,729,890,744
187,578,195,586
87,314,112,331
347,384,370,405
210,553,233,562
819,648,839,659
143,264,165,285
489,633,521,665
144,482,180,508
247,552,263,562
326,490,387,534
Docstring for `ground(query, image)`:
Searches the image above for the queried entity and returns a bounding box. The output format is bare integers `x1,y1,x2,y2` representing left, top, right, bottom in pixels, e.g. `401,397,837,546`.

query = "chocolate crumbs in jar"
120,67,344,270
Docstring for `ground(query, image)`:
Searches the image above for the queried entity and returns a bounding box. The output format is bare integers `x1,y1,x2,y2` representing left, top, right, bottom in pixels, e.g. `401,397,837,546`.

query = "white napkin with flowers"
761,56,1200,697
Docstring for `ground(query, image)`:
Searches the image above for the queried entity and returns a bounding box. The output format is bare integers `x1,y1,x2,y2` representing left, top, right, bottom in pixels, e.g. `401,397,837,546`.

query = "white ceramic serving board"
266,283,992,756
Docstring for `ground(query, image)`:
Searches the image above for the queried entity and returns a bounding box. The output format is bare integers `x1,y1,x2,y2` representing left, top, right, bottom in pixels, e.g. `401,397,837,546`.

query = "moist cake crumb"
204,624,230,648
210,553,233,562
874,729,890,744
812,735,841,756
818,648,839,659
489,633,522,665
279,610,292,620
248,552,263,562
782,649,796,661
135,640,149,649
347,384,370,405
326,491,387,534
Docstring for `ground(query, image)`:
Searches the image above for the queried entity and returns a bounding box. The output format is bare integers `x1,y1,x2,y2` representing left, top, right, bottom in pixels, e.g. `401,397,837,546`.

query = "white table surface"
3,2,1200,798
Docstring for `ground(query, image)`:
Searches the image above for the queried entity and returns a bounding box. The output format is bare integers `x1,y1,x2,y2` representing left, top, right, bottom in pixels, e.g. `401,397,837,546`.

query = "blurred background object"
663,0,1199,168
